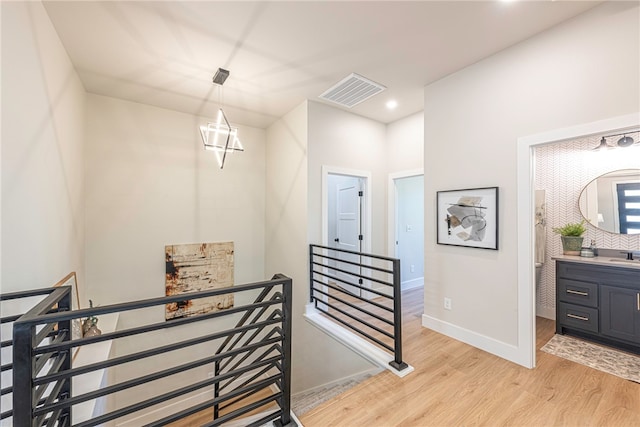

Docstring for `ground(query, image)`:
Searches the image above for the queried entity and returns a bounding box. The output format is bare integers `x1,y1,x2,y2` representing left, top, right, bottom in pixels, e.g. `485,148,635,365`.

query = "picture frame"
437,187,499,250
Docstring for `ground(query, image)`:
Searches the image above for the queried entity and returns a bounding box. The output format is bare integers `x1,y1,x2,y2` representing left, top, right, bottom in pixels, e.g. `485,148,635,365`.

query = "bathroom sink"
608,258,640,263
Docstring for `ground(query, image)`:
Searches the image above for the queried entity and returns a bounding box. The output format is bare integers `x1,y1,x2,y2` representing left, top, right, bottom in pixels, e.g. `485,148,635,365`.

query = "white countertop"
552,254,640,270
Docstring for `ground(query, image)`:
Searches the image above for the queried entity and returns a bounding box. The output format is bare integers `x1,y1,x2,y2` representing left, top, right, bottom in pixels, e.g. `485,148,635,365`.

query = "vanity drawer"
557,279,598,307
558,302,599,333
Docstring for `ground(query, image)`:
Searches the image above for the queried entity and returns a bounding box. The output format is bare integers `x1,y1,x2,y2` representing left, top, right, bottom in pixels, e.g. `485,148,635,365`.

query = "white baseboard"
401,277,424,290
536,306,555,320
305,304,414,377
422,314,527,367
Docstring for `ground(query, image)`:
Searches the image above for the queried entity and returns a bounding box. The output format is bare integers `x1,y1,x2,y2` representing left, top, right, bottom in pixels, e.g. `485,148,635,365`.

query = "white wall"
1,1,86,294
266,101,376,393
84,94,267,418
308,101,387,255
422,1,640,362
85,94,266,304
386,112,424,174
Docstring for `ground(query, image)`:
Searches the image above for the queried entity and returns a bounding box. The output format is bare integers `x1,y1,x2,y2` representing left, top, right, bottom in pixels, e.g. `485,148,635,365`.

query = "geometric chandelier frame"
199,108,244,169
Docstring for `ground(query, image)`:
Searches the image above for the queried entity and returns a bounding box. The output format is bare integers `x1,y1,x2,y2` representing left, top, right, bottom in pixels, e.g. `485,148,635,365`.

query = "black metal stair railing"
1,287,68,424
10,274,295,427
309,244,408,371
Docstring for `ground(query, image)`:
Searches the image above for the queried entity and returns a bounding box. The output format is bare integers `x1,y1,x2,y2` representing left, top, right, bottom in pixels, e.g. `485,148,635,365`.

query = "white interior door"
335,177,362,296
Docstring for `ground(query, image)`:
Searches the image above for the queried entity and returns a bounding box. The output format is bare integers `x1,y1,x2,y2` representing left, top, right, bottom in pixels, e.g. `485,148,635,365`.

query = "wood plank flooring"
300,287,640,426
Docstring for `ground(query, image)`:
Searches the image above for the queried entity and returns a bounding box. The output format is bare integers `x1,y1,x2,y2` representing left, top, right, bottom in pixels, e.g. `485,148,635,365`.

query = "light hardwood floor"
300,287,640,427
171,287,640,426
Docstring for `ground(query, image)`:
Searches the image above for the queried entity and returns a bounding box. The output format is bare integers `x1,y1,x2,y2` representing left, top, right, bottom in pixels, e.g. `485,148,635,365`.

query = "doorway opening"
388,171,424,291
517,112,639,369
322,166,372,298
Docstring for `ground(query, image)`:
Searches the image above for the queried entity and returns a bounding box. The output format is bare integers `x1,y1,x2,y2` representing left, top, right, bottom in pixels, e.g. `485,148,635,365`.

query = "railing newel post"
13,321,34,426
274,277,296,426
389,258,408,371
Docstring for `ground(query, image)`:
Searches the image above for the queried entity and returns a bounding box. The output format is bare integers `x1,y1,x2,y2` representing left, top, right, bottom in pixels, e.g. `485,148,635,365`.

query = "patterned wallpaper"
534,132,640,318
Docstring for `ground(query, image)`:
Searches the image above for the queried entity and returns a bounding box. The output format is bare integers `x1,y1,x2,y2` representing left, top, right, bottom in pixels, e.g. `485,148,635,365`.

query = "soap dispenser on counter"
580,239,597,258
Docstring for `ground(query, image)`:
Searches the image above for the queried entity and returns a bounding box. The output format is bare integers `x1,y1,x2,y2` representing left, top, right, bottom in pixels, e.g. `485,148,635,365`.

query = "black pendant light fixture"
617,135,635,147
592,130,639,151
592,136,609,151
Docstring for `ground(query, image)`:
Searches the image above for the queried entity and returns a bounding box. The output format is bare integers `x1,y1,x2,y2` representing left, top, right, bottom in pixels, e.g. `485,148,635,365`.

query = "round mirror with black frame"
578,169,640,235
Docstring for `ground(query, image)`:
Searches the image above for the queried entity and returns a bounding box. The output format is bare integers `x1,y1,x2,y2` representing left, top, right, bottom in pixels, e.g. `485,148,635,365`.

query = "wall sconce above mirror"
579,169,640,235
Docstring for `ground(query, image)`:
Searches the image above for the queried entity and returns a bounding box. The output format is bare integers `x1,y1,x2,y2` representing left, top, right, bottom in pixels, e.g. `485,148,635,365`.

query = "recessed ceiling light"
386,100,398,110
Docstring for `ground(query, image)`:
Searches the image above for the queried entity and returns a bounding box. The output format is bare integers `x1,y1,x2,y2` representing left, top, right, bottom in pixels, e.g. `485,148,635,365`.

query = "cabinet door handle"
566,289,588,296
567,313,589,322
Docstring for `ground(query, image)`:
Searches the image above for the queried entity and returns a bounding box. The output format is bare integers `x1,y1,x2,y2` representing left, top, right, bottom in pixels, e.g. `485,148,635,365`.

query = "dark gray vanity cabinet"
600,285,640,344
556,260,640,353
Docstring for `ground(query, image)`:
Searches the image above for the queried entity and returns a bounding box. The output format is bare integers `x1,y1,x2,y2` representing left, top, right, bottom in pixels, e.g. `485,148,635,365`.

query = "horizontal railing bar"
35,340,283,416
1,314,22,324
1,339,13,348
312,261,394,288
318,306,394,352
0,363,11,372
34,317,283,385
220,341,281,390
311,253,393,274
311,287,393,326
216,301,281,357
312,279,393,313
72,355,282,427
215,287,276,354
44,407,63,427
34,298,282,355
1,386,12,396
319,300,394,340
20,278,288,326
219,382,276,412
219,365,280,411
143,374,282,427
17,287,70,322
0,409,12,419
219,326,282,373
312,270,392,299
220,356,279,397
202,392,282,427
311,244,397,263
0,287,54,301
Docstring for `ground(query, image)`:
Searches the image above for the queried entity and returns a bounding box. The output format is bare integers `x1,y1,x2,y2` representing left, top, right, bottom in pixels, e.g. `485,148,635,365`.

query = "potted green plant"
552,220,587,255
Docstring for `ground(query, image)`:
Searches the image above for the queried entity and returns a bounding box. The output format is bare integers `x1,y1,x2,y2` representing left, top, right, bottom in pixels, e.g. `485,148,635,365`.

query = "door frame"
322,166,372,254
517,112,639,369
387,169,424,258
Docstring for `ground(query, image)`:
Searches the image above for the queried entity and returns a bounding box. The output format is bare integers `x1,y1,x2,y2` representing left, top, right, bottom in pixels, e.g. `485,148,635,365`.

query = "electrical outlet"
444,297,452,310
410,264,415,273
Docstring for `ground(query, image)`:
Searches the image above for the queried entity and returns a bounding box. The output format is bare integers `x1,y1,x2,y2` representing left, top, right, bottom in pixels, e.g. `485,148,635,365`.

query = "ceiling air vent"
319,73,386,108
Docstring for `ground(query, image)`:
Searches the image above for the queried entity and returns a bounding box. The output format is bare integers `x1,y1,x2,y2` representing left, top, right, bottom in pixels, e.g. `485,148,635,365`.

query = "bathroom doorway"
517,113,639,368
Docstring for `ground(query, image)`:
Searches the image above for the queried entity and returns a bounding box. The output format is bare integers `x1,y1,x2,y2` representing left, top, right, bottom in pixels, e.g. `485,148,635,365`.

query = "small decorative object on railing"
82,299,102,337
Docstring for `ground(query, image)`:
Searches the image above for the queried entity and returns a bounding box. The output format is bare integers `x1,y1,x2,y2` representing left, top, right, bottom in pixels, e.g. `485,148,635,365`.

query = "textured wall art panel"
534,132,640,317
165,242,234,320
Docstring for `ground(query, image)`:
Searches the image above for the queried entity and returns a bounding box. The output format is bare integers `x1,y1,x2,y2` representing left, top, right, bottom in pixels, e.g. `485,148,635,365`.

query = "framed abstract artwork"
437,187,499,250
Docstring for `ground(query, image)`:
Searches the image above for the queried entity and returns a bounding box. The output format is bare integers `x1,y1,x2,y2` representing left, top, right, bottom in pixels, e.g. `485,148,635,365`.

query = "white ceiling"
43,1,601,129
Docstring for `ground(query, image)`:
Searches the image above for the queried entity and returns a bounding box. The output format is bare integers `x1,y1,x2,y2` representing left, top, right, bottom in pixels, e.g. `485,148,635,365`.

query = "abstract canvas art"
437,187,499,250
165,242,235,320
